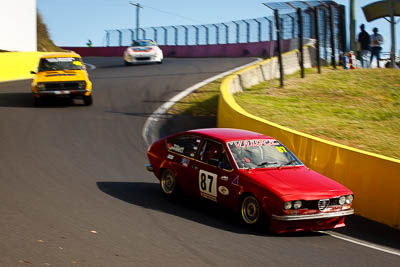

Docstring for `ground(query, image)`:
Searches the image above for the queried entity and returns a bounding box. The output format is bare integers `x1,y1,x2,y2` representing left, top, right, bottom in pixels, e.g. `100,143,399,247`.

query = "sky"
37,0,397,52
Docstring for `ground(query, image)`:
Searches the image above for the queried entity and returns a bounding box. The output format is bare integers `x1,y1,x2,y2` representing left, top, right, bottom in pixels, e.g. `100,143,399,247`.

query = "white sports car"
123,39,163,65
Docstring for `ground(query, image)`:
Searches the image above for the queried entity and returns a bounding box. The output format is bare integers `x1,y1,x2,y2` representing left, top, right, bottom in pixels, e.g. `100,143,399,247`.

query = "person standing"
357,24,370,68
370,27,384,68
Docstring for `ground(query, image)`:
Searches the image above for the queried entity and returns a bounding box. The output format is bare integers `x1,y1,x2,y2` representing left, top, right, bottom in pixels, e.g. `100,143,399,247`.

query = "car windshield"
131,40,156,46
226,139,303,169
38,57,83,72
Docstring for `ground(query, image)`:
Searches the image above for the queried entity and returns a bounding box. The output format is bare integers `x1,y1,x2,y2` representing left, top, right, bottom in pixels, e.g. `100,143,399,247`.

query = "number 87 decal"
199,170,217,198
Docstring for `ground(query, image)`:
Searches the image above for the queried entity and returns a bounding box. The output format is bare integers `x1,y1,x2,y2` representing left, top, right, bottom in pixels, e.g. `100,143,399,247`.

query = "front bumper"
33,89,90,97
271,209,354,221
124,53,162,63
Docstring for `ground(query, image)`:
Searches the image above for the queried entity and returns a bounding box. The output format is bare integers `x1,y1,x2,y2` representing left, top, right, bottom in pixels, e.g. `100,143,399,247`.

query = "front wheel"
240,195,261,225
83,95,93,106
160,169,177,196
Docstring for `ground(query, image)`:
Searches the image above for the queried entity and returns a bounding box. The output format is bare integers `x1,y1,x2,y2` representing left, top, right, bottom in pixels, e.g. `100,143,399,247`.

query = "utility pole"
389,0,396,67
129,2,143,40
349,0,356,52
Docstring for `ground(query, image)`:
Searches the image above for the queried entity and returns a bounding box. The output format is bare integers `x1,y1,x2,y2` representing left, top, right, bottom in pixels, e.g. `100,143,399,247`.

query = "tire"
83,95,93,106
160,169,177,196
124,61,131,66
240,195,261,225
157,60,163,64
33,97,43,107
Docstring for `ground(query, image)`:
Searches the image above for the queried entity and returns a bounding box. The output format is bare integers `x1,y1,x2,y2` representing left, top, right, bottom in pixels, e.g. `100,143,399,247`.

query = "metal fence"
105,5,344,51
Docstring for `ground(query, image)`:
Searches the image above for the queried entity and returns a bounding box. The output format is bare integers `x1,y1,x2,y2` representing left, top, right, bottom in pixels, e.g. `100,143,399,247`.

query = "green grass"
169,67,400,159
235,68,400,159
168,79,223,116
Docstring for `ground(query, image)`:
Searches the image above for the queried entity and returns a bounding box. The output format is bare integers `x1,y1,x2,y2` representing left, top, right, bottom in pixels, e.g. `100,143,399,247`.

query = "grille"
43,81,84,91
136,57,151,61
302,197,342,210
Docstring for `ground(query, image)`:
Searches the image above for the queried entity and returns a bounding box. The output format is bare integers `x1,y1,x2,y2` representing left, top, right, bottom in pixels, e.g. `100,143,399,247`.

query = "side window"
166,135,201,158
199,140,232,170
219,151,233,171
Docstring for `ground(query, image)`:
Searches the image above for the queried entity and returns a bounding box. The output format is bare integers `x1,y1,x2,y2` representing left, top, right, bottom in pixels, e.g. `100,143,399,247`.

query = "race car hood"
35,70,87,83
243,166,352,200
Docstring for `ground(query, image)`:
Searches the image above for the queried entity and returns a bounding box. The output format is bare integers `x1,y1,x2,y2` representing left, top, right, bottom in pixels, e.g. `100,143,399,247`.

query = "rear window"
166,135,201,158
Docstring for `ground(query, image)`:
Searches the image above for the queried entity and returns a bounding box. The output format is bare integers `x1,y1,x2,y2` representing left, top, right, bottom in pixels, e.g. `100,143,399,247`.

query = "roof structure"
362,0,400,22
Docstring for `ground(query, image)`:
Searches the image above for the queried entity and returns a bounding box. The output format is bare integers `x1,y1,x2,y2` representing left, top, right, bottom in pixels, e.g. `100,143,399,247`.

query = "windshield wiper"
257,161,278,167
279,159,298,167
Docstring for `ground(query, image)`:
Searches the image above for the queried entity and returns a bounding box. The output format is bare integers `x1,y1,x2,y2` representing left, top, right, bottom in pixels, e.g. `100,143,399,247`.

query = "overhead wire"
140,4,204,24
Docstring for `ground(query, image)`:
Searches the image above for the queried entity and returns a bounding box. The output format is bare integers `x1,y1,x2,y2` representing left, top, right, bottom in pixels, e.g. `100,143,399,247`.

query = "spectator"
357,24,370,68
86,39,93,47
370,27,383,68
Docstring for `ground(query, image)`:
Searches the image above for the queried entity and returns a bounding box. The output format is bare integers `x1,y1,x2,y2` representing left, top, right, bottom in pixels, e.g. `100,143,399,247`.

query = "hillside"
37,11,63,52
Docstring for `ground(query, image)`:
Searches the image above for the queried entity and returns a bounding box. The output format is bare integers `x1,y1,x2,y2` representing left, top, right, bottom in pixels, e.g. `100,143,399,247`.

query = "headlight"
346,195,353,204
293,200,302,209
283,201,292,210
37,83,45,90
338,196,346,205
78,81,86,89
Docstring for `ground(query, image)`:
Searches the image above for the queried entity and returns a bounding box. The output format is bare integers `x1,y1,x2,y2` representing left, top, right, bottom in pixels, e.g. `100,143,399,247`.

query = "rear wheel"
83,95,93,106
240,195,261,225
160,169,177,196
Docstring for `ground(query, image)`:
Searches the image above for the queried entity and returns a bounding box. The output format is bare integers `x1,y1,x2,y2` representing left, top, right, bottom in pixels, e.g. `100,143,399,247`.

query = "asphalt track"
0,57,399,266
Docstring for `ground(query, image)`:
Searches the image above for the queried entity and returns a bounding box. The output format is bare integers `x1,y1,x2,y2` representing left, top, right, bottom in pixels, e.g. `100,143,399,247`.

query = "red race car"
146,128,354,233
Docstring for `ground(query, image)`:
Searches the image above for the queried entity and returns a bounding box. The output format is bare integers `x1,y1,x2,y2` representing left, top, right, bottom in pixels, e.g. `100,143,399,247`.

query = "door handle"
192,165,198,170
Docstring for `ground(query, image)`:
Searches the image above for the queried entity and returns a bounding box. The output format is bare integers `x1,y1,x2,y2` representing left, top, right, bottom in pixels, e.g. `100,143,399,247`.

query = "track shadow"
330,215,400,250
0,92,35,108
0,92,88,108
96,181,323,238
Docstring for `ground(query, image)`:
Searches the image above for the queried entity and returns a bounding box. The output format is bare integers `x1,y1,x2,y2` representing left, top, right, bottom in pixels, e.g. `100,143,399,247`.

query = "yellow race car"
31,53,93,106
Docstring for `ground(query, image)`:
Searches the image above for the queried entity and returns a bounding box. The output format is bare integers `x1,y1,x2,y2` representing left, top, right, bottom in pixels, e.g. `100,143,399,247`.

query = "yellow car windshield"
38,57,83,72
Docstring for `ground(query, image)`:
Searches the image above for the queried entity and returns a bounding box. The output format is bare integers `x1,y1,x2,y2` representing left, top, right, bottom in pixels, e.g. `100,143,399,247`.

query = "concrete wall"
0,0,37,51
61,40,299,58
217,49,400,230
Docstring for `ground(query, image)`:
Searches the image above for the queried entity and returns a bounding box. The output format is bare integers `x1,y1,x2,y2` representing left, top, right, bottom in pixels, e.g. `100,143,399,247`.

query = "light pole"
129,2,143,40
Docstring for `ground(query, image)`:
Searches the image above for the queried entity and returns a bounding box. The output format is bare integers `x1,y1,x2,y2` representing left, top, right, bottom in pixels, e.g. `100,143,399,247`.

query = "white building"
0,0,37,51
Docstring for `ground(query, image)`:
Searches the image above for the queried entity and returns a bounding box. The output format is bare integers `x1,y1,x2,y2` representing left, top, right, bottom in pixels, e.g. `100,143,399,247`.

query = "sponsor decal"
181,158,189,167
168,144,184,153
167,154,174,160
73,61,82,66
200,192,217,202
46,57,75,62
231,176,239,186
220,176,229,181
227,139,279,148
218,186,229,196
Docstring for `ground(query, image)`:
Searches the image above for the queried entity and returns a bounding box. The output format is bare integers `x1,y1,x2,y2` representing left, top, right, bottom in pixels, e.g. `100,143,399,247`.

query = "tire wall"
217,48,400,230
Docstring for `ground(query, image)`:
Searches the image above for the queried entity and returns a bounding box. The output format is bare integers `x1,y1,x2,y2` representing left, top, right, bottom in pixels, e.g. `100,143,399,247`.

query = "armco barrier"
62,40,298,58
0,52,61,82
217,49,400,230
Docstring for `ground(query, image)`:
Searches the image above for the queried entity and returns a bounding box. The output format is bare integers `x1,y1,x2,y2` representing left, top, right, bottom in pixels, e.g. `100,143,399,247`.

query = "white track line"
320,231,400,257
141,58,263,146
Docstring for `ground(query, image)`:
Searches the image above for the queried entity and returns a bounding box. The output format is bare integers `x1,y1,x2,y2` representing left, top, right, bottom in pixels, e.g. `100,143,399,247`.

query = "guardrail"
217,48,400,230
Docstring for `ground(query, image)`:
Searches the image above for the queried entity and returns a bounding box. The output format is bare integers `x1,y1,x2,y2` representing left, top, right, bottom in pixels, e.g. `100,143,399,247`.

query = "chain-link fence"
104,2,345,63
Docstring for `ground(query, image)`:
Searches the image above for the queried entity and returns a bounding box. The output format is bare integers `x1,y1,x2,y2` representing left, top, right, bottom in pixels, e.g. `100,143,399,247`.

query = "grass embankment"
169,68,400,159
37,12,64,52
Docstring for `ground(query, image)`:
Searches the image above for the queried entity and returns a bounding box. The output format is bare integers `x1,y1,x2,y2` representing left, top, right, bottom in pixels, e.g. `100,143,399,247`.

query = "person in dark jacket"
357,24,370,68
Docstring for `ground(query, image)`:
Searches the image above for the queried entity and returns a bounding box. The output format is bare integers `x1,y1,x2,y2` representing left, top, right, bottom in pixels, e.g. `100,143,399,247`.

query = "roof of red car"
186,128,272,142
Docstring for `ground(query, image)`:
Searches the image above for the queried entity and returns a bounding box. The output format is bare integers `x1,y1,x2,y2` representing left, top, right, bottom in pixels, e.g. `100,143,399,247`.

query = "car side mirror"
30,71,36,74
